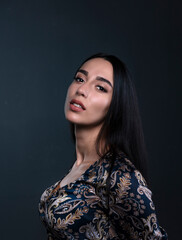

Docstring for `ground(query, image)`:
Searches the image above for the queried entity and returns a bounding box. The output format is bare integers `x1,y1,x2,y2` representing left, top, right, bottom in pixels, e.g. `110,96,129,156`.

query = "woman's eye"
74,77,84,83
96,85,107,92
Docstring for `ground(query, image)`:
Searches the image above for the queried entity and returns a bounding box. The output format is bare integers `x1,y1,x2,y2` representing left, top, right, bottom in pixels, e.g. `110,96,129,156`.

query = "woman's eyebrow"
77,69,88,76
96,76,113,88
77,69,113,88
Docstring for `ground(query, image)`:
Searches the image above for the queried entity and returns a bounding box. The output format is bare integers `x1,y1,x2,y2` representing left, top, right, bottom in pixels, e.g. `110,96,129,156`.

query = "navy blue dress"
39,152,168,239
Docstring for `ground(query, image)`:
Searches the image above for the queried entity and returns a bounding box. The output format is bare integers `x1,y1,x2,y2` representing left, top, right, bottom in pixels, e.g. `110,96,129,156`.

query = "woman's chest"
40,181,110,238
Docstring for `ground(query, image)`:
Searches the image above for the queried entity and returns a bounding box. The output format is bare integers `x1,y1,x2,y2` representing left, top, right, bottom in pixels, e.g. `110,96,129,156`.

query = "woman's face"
64,58,113,127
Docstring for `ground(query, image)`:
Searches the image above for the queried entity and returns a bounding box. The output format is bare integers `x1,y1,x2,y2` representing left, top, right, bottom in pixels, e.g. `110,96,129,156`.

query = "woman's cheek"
92,99,110,115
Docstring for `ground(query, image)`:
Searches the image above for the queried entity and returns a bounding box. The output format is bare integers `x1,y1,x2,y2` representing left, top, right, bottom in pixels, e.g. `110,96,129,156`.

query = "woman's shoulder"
108,151,148,190
106,151,168,239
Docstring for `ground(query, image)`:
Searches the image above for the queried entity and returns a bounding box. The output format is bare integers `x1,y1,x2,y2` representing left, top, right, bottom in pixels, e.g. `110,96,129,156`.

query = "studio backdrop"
0,0,181,239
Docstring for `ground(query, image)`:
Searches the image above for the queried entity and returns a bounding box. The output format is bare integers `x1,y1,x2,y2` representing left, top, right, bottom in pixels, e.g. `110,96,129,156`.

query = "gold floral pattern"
39,152,168,239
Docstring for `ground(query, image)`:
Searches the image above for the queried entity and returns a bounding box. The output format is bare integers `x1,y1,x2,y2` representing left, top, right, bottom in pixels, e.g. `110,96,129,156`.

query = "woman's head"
65,53,148,180
64,57,114,127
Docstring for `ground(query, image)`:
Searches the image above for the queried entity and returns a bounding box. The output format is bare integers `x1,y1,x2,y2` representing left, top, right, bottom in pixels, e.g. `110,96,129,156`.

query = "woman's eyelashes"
96,85,107,92
74,76,108,93
74,76,84,83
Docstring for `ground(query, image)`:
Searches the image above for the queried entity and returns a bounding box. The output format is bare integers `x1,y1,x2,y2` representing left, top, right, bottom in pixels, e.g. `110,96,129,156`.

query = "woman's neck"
74,124,102,166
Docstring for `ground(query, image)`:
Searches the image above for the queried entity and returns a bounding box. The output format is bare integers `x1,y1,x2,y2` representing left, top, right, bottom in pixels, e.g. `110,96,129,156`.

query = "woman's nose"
76,83,88,97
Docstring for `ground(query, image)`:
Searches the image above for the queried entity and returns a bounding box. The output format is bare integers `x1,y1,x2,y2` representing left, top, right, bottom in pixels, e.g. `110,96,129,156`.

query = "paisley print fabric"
39,151,168,239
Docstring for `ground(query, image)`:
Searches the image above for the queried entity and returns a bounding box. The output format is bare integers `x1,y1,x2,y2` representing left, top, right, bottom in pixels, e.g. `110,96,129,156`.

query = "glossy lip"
70,99,86,110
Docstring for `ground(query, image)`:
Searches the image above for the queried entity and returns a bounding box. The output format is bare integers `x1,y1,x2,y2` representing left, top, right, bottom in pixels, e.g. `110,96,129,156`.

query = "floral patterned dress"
39,152,168,239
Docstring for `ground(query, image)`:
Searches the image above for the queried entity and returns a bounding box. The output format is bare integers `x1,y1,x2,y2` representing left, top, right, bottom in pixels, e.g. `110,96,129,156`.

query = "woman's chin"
65,113,105,128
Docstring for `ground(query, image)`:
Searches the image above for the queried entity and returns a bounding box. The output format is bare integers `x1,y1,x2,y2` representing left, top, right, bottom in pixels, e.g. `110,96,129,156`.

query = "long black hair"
70,53,149,182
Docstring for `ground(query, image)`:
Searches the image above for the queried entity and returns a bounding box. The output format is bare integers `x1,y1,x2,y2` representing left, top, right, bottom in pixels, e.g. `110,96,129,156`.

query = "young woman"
39,53,168,239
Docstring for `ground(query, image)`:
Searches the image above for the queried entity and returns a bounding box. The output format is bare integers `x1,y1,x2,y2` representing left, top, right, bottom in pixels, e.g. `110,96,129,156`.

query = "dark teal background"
0,0,181,239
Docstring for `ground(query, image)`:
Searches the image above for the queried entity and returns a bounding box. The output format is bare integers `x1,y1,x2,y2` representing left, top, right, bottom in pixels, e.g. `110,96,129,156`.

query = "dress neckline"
51,151,125,194
53,154,105,192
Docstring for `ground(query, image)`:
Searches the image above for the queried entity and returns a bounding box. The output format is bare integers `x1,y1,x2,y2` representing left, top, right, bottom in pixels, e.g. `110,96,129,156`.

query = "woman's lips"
70,99,86,111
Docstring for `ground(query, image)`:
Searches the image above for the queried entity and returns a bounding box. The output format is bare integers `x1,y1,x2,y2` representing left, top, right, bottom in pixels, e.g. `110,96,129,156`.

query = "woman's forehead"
78,58,113,84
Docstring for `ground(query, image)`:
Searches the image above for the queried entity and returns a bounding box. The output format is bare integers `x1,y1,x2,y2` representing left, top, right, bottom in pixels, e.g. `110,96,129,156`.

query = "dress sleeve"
108,163,168,239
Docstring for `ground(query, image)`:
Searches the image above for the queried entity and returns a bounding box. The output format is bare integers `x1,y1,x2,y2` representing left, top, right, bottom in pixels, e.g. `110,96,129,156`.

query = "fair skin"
60,58,114,188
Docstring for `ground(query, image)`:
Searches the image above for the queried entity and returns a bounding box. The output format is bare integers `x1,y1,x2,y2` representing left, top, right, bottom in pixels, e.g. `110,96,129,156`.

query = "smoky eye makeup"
74,76,84,82
96,85,108,92
73,72,85,82
73,73,111,93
